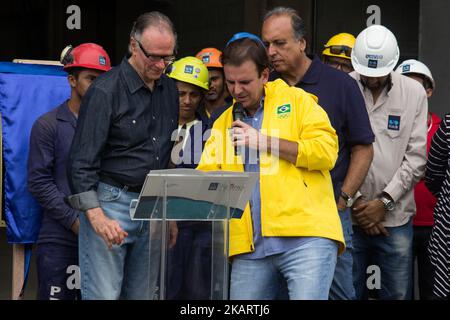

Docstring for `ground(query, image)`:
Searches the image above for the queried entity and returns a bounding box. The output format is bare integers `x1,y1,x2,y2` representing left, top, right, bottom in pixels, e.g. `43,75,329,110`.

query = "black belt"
99,175,143,193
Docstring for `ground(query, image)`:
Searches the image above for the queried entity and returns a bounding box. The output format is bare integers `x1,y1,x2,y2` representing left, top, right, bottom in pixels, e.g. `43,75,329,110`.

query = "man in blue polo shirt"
262,7,375,300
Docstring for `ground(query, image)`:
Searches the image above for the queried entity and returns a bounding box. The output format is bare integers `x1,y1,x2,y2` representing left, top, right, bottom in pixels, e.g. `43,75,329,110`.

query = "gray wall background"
420,0,450,117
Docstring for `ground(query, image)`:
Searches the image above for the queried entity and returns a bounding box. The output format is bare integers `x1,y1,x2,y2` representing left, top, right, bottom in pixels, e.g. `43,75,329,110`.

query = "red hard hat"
62,43,111,72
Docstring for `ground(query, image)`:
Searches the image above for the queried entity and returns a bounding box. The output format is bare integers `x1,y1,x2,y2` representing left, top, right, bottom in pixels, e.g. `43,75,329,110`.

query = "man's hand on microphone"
231,120,264,150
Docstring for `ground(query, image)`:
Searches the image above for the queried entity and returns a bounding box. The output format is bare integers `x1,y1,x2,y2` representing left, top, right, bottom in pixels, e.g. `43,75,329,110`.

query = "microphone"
232,102,245,156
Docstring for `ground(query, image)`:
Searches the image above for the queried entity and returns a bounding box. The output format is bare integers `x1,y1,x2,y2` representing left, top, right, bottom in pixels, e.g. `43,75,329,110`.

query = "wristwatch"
340,190,354,208
379,194,395,211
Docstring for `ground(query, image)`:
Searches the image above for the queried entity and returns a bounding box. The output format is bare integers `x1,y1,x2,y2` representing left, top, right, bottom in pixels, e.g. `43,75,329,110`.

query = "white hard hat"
396,59,435,89
351,25,400,77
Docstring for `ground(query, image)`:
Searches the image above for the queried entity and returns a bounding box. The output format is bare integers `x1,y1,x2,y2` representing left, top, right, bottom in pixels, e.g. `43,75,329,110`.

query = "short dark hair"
222,38,270,76
67,67,83,79
130,11,178,51
263,7,307,41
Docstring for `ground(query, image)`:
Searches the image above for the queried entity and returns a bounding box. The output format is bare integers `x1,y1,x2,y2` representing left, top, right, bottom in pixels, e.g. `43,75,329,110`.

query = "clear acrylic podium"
129,169,257,300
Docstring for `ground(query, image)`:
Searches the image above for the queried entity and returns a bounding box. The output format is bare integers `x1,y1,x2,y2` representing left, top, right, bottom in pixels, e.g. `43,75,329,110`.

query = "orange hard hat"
61,43,111,72
196,48,223,69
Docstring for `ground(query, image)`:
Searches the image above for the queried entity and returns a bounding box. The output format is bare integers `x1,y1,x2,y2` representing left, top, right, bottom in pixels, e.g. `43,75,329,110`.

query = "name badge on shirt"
388,115,401,131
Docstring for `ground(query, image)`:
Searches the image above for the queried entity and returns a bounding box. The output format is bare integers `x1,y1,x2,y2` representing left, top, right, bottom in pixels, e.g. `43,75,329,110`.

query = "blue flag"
0,62,69,243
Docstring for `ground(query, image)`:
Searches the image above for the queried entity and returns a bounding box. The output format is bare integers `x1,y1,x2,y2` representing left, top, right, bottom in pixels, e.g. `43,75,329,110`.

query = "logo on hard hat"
99,56,106,66
202,56,211,64
366,54,383,60
402,65,411,72
184,65,194,74
368,60,378,69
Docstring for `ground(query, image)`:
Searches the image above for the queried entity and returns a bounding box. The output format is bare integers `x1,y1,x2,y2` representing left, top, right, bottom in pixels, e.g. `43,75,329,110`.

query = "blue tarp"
0,62,70,243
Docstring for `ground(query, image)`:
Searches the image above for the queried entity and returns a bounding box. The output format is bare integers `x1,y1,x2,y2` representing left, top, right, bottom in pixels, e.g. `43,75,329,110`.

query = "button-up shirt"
350,71,428,227
68,57,179,210
28,101,79,247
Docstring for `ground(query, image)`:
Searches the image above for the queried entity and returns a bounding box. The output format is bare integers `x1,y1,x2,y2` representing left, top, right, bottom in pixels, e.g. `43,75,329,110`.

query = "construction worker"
168,56,209,168
196,48,230,120
166,56,212,299
28,43,111,300
322,33,356,73
350,25,427,300
396,59,441,300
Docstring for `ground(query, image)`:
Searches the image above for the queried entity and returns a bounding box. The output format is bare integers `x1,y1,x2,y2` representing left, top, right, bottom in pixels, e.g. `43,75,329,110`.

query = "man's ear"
299,37,307,53
68,74,77,89
262,67,270,84
426,88,433,98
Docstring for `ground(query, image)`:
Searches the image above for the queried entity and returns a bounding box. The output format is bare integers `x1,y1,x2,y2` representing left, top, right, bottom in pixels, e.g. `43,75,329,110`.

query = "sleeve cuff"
354,190,363,200
63,210,80,231
66,190,100,212
382,185,401,203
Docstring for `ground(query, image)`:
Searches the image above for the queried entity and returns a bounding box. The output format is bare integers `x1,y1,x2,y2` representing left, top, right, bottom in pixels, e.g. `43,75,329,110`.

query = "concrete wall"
420,0,450,117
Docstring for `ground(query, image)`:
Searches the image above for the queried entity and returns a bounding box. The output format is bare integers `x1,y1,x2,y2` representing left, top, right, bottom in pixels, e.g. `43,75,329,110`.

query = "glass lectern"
129,169,257,300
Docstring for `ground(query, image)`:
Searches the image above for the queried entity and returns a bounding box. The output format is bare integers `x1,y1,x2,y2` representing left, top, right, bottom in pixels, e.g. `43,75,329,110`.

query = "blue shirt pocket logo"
388,115,401,131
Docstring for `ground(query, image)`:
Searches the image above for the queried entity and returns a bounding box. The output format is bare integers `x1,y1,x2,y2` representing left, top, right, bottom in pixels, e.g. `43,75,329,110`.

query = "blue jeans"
353,219,413,300
329,208,356,300
230,237,338,300
79,182,150,300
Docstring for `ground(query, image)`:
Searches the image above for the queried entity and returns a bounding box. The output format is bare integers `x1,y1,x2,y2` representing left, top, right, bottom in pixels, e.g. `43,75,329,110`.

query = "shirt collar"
243,95,265,118
299,55,323,85
56,101,77,126
120,57,164,94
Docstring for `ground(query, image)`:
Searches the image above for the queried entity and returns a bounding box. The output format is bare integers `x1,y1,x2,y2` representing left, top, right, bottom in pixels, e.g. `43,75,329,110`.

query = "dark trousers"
167,222,212,300
413,226,435,300
36,243,81,300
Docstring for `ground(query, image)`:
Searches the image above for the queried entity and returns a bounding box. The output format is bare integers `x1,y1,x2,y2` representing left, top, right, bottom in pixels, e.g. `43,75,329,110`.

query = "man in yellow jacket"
197,35,345,300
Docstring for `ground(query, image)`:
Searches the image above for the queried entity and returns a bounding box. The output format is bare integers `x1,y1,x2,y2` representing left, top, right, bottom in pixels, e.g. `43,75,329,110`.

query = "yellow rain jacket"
197,79,345,256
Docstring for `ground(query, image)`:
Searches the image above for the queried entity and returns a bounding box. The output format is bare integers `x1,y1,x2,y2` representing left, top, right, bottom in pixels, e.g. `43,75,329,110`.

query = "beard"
361,75,390,90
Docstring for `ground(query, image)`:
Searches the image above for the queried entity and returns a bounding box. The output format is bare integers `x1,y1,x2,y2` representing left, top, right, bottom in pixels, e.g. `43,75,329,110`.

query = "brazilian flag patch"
277,104,291,118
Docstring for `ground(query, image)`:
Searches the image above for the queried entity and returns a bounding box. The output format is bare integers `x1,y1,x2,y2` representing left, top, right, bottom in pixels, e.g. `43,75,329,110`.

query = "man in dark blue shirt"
28,43,111,300
67,12,179,300
262,7,375,300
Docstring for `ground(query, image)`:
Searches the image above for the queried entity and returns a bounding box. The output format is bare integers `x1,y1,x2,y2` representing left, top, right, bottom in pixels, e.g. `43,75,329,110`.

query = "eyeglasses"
325,45,352,58
134,38,176,65
326,60,353,73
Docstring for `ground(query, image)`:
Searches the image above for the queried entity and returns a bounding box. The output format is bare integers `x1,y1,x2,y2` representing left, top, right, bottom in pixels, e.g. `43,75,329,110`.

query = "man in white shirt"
350,25,428,300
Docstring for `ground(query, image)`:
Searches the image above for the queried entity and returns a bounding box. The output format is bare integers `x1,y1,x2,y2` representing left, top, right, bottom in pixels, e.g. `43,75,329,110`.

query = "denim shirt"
68,57,179,211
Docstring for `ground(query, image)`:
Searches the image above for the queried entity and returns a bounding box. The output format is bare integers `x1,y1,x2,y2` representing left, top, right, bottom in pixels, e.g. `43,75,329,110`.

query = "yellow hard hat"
322,33,356,60
168,56,209,90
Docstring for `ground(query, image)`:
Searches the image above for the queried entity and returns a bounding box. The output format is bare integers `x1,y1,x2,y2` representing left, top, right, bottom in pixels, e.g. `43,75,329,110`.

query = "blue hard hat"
226,32,265,47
